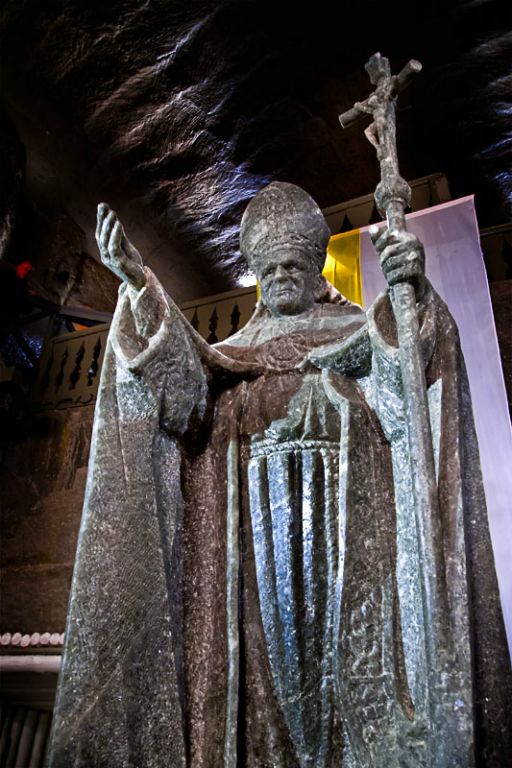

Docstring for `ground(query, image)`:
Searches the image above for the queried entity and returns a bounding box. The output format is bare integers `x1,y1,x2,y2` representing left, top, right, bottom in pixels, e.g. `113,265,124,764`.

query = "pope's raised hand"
370,226,427,299
96,203,146,290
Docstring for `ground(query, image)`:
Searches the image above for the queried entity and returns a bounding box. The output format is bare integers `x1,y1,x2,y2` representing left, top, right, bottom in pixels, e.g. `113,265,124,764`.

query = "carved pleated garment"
181,322,405,768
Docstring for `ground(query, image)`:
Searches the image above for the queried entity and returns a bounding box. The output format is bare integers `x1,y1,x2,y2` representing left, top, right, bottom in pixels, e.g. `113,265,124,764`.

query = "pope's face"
256,249,320,316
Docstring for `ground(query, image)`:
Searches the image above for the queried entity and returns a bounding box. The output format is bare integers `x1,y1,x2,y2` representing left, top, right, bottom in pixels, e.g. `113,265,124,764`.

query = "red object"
16,261,34,279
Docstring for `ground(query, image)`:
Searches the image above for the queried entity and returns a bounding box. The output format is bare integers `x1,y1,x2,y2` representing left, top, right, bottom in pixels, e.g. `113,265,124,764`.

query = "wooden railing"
180,285,257,343
31,323,110,410
0,703,52,768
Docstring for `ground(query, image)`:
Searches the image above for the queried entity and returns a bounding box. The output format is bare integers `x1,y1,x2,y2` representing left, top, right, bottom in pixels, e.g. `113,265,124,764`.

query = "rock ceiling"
0,0,510,300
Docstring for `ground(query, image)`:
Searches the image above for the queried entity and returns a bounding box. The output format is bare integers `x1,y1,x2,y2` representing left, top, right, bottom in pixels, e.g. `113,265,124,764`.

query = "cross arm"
338,100,371,129
338,55,422,129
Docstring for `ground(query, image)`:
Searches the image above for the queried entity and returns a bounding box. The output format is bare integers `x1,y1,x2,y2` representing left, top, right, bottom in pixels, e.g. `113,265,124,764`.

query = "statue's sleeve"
363,284,437,441
109,266,208,435
47,267,208,768
363,283,512,766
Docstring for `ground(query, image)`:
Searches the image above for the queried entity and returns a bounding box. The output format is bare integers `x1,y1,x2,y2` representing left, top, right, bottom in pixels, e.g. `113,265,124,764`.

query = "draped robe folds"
48,268,512,768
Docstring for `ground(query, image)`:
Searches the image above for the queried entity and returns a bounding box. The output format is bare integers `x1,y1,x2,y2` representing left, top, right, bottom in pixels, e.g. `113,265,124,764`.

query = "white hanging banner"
360,196,512,654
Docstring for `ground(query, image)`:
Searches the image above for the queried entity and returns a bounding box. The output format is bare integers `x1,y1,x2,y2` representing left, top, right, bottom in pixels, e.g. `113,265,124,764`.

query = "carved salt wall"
1,407,94,631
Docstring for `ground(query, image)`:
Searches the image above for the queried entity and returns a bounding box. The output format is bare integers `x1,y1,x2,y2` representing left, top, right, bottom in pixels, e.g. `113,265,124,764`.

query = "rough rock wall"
0,105,25,262
29,210,119,313
0,406,93,632
0,0,510,292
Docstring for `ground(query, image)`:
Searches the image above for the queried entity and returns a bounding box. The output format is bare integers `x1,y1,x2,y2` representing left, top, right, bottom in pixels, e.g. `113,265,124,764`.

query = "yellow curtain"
255,228,363,306
323,229,362,306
